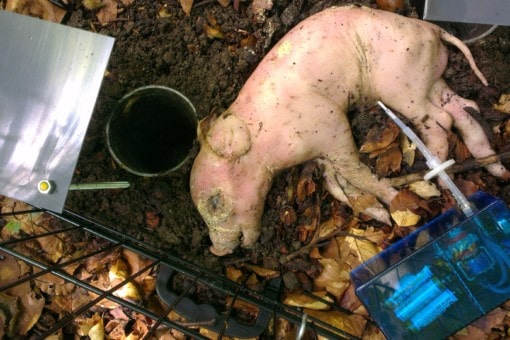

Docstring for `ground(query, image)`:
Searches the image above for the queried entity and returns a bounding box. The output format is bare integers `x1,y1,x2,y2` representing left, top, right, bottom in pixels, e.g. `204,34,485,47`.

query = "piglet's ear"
205,113,251,160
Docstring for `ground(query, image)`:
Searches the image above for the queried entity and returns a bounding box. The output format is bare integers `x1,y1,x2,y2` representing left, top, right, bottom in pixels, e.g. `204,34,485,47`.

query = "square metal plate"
0,10,114,212
424,0,510,25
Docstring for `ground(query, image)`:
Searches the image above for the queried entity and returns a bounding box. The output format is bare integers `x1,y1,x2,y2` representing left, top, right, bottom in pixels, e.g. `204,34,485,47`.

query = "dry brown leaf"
180,0,193,16
0,251,21,288
349,193,380,218
120,0,135,5
226,266,244,283
96,0,117,25
390,189,429,226
448,132,471,162
472,308,506,334
455,178,479,198
408,180,441,199
245,264,279,278
77,313,104,338
360,120,399,153
17,292,45,335
34,271,75,296
400,134,416,166
5,0,66,22
494,94,510,114
284,291,333,310
0,292,19,337
314,258,350,299
217,0,230,6
375,145,402,177
345,228,381,264
37,235,64,264
305,309,367,338
203,23,224,39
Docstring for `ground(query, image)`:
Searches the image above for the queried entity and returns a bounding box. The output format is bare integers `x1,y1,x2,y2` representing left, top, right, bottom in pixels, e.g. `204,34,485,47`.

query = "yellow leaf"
203,23,224,39
305,309,367,338
109,258,129,281
408,180,441,199
391,209,421,226
314,258,350,299
400,134,416,166
494,94,510,114
345,229,381,263
284,291,333,310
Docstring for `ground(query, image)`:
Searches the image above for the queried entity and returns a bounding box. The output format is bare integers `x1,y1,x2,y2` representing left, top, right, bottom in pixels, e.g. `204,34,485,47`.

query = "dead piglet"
191,5,509,256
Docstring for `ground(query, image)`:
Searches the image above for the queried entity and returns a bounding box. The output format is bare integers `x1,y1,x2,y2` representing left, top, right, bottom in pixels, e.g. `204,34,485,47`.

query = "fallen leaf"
83,0,105,10
296,171,316,202
375,145,402,176
455,178,478,198
408,181,441,199
0,292,19,337
314,258,350,299
284,291,333,310
5,0,67,22
96,0,117,25
217,0,230,6
493,93,510,114
390,209,421,227
345,228,381,263
390,189,429,226
400,134,416,166
245,264,279,278
17,292,45,335
448,132,471,162
203,23,224,39
226,266,244,283
0,251,21,288
305,309,367,338
179,0,193,16
360,120,399,153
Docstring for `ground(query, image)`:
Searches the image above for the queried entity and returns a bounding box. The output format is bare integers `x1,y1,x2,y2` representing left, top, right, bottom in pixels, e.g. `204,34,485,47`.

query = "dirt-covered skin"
190,5,509,256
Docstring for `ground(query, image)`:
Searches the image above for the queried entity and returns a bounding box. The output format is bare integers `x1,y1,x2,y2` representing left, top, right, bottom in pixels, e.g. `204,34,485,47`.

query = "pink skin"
190,6,509,256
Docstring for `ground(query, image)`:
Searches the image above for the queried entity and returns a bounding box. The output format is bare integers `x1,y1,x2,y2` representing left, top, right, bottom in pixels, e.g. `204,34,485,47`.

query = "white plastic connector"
377,101,474,217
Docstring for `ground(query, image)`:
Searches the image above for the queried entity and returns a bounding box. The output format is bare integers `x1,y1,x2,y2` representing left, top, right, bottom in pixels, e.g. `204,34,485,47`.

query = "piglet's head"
190,111,254,255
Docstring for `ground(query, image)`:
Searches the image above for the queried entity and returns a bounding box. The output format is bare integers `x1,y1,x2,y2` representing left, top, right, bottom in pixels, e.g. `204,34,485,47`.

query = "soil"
59,0,510,332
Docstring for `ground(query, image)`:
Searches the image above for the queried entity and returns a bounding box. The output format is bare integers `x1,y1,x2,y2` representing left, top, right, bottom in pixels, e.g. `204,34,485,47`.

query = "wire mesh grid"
0,204,360,339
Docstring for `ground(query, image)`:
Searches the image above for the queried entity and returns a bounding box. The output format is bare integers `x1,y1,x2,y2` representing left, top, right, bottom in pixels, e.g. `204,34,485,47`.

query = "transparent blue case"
351,191,510,339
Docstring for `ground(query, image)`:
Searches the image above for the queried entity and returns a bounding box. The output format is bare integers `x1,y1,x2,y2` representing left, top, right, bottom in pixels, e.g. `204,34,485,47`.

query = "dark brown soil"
64,0,510,295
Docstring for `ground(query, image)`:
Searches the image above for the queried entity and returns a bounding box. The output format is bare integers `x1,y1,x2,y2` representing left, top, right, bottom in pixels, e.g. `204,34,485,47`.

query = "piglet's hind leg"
429,79,510,179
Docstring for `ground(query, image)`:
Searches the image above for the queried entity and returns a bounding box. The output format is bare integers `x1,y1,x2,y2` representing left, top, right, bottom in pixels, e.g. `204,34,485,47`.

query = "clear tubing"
377,101,474,217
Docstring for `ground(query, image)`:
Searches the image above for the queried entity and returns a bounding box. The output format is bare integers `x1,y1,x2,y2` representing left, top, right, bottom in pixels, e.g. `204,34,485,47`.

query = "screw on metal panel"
38,180,54,194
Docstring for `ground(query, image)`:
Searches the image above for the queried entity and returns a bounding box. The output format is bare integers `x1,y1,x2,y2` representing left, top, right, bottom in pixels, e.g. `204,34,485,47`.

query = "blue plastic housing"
351,191,510,339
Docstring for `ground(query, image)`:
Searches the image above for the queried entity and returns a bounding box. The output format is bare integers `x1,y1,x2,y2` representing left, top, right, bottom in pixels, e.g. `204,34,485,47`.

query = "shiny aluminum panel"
424,0,510,25
0,11,114,212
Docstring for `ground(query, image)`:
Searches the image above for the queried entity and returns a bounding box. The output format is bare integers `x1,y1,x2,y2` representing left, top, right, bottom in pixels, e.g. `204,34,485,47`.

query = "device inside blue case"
351,191,510,339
